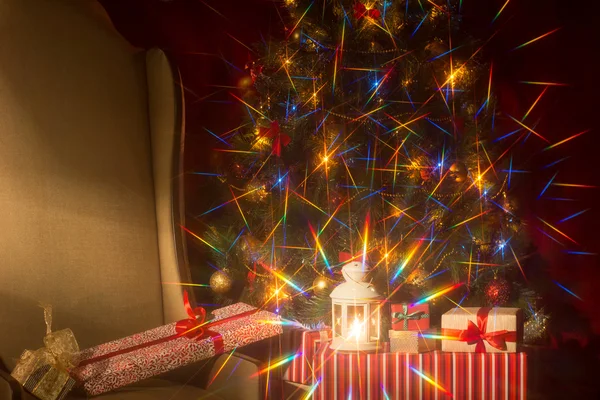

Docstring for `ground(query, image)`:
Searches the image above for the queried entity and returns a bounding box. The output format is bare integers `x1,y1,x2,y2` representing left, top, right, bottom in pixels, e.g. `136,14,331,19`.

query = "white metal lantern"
330,261,382,351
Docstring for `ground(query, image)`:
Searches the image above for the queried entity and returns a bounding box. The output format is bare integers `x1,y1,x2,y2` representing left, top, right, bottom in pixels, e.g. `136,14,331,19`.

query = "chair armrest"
282,380,311,400
205,353,264,400
0,368,28,400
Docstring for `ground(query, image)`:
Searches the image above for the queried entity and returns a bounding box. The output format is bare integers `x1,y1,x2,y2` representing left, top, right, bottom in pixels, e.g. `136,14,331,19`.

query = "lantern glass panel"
347,305,366,340
369,303,379,340
333,303,342,337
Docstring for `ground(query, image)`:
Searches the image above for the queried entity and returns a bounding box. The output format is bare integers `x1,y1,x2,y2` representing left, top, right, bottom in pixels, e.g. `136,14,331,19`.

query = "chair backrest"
0,0,185,367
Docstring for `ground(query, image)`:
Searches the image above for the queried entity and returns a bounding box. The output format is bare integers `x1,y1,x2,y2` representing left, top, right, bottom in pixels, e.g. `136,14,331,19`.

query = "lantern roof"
330,261,382,301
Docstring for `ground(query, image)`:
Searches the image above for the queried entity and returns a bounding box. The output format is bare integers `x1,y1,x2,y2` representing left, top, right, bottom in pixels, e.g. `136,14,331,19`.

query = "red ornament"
258,121,291,157
353,2,381,20
484,277,511,306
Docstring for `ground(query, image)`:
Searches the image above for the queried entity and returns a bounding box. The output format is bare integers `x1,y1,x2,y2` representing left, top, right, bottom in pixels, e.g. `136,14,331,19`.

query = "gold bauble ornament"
313,276,331,296
449,162,468,183
210,271,232,294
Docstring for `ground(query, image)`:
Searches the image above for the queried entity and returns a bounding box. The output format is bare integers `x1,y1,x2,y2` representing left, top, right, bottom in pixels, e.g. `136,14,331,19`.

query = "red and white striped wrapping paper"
313,348,527,400
283,328,332,384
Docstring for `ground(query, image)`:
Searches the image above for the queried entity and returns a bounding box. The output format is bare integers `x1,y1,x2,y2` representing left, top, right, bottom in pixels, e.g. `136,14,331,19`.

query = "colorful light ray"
251,353,302,377
538,172,558,199
204,127,231,147
455,261,503,267
287,1,314,38
419,333,459,341
302,379,321,400
486,63,493,110
161,282,210,287
226,33,255,53
309,223,331,272
492,0,510,24
543,129,590,151
519,81,568,86
292,190,349,229
362,212,371,269
229,92,269,120
428,45,463,62
535,226,564,246
552,183,597,188
411,283,463,306
509,244,528,282
260,262,307,295
230,186,250,231
409,365,453,397
200,187,260,216
181,226,223,255
553,281,583,301
207,348,237,387
213,148,258,154
262,216,284,246
507,114,550,143
448,210,491,230
537,217,578,244
390,241,423,283
411,12,430,38
319,201,344,236
513,27,561,51
558,209,590,223
563,251,597,256
522,86,548,121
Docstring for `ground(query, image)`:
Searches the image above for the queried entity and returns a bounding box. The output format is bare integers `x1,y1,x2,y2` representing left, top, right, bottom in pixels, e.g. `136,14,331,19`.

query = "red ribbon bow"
443,307,517,353
353,2,381,19
258,121,291,157
175,291,208,339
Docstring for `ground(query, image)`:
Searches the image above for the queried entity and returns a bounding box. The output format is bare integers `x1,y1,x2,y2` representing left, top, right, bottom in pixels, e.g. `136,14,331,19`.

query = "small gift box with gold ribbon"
441,307,523,353
71,292,282,396
390,303,430,331
10,305,78,400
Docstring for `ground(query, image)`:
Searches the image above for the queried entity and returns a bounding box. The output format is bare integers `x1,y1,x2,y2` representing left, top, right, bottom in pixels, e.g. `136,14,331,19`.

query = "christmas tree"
198,0,539,331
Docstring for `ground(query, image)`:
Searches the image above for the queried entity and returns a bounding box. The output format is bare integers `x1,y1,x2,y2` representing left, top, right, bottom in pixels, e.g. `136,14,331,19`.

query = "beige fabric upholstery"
68,379,224,400
205,354,261,400
146,49,189,323
0,0,164,367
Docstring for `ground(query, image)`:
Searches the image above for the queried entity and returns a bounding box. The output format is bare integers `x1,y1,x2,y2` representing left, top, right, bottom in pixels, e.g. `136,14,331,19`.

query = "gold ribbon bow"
11,304,79,400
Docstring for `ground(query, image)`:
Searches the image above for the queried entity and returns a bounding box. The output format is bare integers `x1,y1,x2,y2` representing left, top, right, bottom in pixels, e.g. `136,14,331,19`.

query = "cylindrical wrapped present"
389,330,437,353
441,307,523,353
72,293,282,396
11,305,78,400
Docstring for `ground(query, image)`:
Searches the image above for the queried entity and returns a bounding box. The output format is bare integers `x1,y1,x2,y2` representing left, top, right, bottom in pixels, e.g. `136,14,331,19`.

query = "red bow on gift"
258,121,291,157
353,2,381,19
176,291,208,339
443,308,517,353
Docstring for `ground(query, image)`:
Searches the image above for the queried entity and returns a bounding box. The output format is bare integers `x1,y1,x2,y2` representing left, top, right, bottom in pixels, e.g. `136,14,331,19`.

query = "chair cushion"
68,379,224,400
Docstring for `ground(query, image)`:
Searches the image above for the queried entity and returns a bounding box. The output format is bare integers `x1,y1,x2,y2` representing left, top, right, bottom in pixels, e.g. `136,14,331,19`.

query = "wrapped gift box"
313,348,527,400
442,307,523,353
71,303,282,396
391,303,430,331
389,329,437,353
283,328,332,384
11,306,79,400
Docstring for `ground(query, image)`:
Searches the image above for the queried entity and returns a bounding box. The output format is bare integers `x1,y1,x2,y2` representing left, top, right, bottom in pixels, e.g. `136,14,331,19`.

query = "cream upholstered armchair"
0,0,263,398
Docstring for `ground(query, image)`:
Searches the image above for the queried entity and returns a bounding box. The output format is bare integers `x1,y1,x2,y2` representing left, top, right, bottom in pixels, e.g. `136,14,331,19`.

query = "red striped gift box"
313,349,527,400
283,328,332,384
